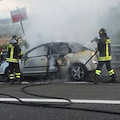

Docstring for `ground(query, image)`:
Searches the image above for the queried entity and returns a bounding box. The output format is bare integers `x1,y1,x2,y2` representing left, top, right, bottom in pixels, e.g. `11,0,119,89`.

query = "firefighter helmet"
12,35,17,38
99,28,106,35
12,35,19,41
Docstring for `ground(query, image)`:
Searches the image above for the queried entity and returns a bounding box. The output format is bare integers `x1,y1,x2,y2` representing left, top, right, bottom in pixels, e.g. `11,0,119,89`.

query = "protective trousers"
94,61,116,83
95,61,114,76
9,62,21,84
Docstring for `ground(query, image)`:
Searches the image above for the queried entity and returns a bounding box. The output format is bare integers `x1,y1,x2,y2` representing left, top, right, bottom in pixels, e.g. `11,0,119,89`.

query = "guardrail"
1,45,120,68
111,44,120,68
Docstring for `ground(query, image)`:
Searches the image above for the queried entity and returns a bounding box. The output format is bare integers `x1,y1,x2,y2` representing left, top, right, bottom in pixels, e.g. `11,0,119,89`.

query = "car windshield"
69,43,87,52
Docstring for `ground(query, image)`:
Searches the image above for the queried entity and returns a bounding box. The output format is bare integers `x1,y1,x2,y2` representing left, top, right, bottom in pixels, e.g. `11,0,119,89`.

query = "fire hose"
0,83,120,115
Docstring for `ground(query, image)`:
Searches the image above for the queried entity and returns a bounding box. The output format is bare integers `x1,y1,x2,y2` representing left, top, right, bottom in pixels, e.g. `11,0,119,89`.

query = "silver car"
0,42,98,81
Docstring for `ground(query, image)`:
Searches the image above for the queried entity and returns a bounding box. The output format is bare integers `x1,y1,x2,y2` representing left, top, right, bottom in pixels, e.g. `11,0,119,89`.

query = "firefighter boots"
94,75,99,84
16,79,21,85
109,74,118,83
10,80,15,85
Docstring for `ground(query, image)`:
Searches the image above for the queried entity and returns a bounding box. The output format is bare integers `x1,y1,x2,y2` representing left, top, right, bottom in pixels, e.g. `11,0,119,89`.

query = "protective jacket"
0,47,3,61
6,39,23,63
97,35,111,61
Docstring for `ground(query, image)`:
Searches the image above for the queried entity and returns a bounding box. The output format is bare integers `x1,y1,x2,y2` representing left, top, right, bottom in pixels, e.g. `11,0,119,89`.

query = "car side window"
51,44,69,54
27,45,48,57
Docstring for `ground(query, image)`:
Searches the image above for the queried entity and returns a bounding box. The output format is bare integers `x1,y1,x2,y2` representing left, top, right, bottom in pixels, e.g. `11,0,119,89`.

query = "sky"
0,0,120,49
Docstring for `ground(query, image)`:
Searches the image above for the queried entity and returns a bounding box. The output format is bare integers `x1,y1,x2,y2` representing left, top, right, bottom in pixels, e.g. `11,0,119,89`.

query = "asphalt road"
0,78,120,120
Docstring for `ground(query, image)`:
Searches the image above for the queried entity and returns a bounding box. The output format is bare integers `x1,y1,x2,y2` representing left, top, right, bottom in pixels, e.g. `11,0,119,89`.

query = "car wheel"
68,63,87,81
5,66,10,82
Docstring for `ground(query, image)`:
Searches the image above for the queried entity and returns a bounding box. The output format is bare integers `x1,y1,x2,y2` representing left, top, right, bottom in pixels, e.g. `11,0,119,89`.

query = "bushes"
0,39,29,50
1,44,7,49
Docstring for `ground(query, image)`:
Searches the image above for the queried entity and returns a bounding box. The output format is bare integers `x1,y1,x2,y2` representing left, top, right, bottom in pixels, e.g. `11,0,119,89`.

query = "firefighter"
0,46,3,62
6,35,23,84
94,28,117,84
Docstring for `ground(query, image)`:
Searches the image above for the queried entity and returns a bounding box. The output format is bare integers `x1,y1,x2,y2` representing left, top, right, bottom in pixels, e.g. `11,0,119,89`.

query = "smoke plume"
3,0,120,49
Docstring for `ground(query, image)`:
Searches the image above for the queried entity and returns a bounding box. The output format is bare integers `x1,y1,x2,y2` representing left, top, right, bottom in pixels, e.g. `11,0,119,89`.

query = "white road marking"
21,82,90,84
65,82,91,84
0,81,91,85
0,98,120,104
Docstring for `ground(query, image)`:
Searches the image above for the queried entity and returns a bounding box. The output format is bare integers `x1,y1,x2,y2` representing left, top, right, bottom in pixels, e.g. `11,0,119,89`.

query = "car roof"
25,41,89,54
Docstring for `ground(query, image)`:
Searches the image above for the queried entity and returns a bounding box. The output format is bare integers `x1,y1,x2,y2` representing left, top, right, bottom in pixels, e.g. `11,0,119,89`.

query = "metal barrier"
111,45,120,68
1,45,120,68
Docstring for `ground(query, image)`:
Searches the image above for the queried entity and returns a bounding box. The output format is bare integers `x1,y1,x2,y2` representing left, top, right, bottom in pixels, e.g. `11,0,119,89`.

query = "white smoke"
2,0,120,49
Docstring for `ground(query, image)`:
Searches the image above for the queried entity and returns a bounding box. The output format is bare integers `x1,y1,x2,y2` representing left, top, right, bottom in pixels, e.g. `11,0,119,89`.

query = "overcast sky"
0,0,120,48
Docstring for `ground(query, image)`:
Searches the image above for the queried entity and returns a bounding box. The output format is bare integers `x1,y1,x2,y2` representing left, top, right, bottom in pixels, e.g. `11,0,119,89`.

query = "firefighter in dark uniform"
94,28,117,84
6,35,23,84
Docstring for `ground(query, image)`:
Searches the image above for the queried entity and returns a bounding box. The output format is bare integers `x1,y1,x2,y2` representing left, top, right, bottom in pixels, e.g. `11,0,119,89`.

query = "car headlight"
92,52,98,64
92,61,98,64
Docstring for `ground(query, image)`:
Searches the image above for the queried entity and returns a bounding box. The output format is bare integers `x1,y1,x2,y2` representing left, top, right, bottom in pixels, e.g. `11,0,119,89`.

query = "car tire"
68,63,87,81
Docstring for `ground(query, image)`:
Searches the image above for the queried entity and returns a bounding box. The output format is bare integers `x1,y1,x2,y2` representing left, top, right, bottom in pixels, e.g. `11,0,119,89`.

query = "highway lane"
0,79,120,120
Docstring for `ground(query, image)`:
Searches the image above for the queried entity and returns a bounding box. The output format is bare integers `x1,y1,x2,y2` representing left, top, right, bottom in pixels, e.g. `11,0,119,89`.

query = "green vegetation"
1,43,7,49
0,39,29,50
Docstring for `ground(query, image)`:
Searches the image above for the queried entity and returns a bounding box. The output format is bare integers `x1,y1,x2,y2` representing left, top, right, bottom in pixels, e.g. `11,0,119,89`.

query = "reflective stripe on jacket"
6,43,23,63
98,36,112,61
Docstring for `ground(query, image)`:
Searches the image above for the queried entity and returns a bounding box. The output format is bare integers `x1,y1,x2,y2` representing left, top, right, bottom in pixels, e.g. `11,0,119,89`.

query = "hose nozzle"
91,37,99,43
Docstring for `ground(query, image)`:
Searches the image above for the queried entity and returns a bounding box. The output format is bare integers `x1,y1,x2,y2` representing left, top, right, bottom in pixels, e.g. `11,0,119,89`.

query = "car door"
21,44,49,74
50,43,71,67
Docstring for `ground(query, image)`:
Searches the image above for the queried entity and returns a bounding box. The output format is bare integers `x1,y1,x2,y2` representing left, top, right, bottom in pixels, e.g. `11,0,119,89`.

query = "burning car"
0,42,98,81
